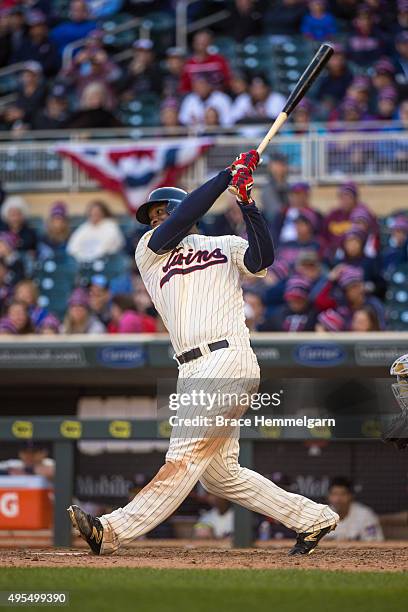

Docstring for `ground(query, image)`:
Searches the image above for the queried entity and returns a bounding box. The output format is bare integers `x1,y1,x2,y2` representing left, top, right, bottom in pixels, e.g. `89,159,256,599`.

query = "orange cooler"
0,476,53,529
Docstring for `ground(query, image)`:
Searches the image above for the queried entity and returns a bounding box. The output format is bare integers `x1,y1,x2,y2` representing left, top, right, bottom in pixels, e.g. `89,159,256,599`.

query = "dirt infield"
0,540,407,572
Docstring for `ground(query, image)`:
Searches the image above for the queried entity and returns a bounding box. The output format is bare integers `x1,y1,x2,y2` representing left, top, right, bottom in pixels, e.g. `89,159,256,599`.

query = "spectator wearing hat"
315,265,385,329
347,6,385,68
262,276,317,331
371,58,397,110
0,232,25,285
382,215,408,273
63,287,105,334
12,10,60,76
67,200,124,263
315,308,346,332
349,199,380,258
301,0,337,41
180,29,231,93
3,300,34,335
119,39,163,99
14,279,48,328
36,313,61,335
274,182,321,245
88,274,111,327
350,305,380,332
332,226,384,296
323,183,374,256
50,0,97,55
179,75,232,128
231,75,286,124
162,47,185,99
260,153,289,221
108,293,156,333
38,202,71,258
0,195,37,253
314,45,353,118
278,207,322,267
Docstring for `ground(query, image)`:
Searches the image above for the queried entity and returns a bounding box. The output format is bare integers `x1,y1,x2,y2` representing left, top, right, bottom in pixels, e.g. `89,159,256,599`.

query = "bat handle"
256,112,288,156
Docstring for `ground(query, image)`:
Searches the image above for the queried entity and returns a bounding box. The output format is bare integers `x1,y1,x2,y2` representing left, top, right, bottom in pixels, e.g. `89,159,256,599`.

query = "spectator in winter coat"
260,276,317,331
67,200,125,262
323,182,374,257
315,265,386,329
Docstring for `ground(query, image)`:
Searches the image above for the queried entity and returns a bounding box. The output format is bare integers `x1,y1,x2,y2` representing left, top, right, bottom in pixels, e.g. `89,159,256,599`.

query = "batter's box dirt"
0,541,407,572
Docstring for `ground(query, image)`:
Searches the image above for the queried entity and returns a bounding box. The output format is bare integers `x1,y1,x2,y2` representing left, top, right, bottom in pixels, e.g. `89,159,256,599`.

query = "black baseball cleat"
67,505,104,555
288,525,336,556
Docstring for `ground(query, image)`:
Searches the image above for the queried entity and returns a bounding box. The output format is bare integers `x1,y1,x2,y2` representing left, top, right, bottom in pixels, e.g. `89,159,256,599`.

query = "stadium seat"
34,254,78,319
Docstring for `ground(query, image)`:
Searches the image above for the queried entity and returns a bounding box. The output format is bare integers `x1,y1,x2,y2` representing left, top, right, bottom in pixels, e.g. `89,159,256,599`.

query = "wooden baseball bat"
228,43,333,197
255,43,334,156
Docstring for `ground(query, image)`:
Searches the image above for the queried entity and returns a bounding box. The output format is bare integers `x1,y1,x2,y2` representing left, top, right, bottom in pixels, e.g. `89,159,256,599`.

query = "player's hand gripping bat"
228,43,334,197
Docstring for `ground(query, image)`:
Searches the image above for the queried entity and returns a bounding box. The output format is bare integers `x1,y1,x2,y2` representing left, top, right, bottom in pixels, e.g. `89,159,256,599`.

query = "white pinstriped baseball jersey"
135,230,266,354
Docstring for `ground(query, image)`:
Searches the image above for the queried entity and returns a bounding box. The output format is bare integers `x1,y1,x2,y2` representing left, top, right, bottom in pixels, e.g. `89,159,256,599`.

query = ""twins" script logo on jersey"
160,246,228,287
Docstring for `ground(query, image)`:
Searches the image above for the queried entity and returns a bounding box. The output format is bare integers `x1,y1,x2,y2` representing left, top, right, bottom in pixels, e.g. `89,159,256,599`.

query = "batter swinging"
68,151,339,556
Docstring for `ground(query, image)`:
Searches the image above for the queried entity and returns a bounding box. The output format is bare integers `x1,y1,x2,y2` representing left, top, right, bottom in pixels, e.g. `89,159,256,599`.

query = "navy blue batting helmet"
136,187,188,225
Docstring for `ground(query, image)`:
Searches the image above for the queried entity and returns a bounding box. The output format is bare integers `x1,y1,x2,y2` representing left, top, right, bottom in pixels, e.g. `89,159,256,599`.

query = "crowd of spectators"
0,1,408,131
0,159,407,334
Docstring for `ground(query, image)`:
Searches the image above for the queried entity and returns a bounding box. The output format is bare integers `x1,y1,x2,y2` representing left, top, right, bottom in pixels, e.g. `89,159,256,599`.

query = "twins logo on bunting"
56,139,213,214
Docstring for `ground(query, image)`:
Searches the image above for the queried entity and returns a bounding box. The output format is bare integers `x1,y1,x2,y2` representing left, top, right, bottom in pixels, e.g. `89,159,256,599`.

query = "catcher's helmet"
136,187,188,225
390,353,408,411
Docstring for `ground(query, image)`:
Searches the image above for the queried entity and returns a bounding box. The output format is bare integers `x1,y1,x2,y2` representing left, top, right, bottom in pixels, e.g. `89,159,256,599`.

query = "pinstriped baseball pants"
98,346,338,554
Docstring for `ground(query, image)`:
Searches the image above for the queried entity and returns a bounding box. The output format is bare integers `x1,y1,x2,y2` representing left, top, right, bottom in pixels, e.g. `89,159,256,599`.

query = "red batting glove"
229,167,254,204
229,149,259,175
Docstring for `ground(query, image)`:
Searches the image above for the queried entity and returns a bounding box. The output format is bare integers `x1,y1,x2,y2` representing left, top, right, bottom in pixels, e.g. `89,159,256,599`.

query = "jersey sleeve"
229,235,267,278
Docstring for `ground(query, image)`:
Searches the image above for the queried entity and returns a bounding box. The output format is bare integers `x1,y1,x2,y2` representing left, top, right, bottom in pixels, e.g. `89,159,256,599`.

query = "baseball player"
68,151,339,555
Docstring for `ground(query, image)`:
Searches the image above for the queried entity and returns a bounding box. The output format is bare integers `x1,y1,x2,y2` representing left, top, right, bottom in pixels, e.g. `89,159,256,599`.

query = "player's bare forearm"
148,169,232,254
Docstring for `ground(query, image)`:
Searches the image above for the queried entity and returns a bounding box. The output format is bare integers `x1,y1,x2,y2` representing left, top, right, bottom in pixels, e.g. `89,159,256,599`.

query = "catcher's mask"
135,187,188,226
390,353,408,411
